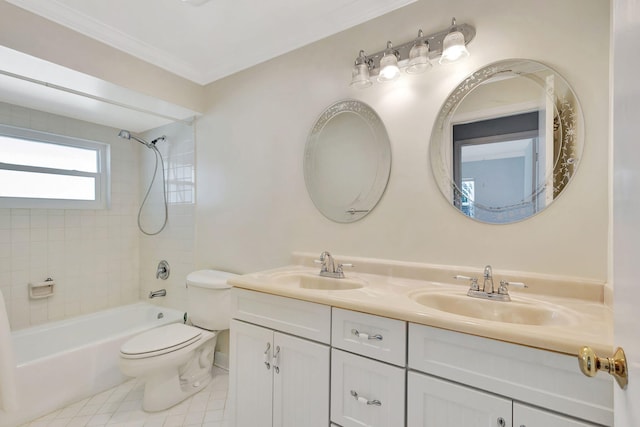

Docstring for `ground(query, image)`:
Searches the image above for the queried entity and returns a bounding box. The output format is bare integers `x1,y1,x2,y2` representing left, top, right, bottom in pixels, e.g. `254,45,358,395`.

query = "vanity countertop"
228,254,612,356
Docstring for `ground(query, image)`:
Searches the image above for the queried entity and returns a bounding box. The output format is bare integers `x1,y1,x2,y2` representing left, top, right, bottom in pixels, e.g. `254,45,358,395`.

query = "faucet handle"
498,280,528,294
454,275,479,291
336,263,354,274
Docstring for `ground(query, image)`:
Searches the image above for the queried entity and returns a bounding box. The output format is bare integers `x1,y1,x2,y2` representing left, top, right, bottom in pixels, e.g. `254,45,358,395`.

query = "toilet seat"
120,323,202,359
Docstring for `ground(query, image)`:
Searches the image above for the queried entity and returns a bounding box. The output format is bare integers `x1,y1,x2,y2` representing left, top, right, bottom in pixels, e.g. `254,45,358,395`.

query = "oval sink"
271,273,365,291
410,292,572,326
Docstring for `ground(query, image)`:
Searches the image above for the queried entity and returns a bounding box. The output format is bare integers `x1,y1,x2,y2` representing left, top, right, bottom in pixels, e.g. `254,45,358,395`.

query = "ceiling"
6,0,416,85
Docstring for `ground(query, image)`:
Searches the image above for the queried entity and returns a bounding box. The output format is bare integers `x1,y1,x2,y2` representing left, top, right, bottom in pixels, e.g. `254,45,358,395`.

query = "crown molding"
6,0,208,84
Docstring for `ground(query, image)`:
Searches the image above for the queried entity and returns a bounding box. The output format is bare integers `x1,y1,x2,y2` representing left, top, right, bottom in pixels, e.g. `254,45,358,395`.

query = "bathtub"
0,302,184,427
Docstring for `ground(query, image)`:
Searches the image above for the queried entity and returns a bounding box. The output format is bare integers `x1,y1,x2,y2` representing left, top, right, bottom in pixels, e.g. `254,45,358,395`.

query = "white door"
612,0,640,425
230,320,274,427
407,371,512,427
272,332,330,427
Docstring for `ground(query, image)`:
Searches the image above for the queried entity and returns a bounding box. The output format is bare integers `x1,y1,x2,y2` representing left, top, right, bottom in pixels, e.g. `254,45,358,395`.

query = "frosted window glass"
0,170,95,200
0,136,97,172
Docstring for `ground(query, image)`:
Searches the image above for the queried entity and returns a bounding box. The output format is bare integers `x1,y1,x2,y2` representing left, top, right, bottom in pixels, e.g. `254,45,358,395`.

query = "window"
0,124,110,209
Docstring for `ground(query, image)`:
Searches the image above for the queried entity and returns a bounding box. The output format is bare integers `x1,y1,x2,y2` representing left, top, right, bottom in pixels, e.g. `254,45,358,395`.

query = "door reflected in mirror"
430,59,583,224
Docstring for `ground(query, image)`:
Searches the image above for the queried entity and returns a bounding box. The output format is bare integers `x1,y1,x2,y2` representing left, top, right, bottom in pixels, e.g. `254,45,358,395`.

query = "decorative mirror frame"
304,99,392,223
430,59,583,224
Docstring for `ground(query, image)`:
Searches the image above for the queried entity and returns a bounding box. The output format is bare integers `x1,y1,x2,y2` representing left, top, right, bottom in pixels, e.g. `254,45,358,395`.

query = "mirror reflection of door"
453,111,542,223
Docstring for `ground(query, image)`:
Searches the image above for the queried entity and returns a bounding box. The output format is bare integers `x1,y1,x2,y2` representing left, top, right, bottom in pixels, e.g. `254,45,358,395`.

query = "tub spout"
149,289,167,299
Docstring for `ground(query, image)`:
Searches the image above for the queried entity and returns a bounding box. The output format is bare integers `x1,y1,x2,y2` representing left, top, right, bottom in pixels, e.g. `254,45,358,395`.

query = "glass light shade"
350,63,372,88
378,52,400,82
406,40,431,74
439,30,469,64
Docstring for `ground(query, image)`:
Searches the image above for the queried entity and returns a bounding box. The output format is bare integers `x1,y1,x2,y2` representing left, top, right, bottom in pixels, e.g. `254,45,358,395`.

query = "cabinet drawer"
331,349,405,427
331,308,406,366
408,371,512,427
514,402,600,427
231,288,331,343
408,323,613,426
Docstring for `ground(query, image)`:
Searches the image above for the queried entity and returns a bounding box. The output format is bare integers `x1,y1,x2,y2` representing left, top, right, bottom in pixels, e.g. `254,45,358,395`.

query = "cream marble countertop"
228,254,613,356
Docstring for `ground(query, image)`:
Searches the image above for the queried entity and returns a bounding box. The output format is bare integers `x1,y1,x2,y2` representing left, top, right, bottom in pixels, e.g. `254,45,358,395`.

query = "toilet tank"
186,270,237,330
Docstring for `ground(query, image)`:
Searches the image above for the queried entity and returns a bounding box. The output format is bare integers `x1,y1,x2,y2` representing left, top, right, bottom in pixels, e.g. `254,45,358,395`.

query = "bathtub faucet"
149,289,167,299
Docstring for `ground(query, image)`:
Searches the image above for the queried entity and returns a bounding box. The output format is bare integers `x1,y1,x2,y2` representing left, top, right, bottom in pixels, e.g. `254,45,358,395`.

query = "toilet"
119,269,236,412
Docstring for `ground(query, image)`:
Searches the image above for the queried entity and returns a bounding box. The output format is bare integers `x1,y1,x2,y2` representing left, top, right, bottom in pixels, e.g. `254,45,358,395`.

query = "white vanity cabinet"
408,324,612,427
229,287,612,427
230,289,331,427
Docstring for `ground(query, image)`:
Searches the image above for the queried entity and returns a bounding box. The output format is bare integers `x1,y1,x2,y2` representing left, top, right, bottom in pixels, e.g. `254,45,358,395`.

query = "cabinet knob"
578,346,628,389
497,417,506,427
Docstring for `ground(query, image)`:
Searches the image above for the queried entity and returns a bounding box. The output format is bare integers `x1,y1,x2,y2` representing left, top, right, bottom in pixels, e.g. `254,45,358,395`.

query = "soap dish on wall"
29,278,55,299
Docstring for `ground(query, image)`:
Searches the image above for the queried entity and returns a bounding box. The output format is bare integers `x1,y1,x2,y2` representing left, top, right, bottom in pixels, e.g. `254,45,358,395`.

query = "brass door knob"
578,346,628,389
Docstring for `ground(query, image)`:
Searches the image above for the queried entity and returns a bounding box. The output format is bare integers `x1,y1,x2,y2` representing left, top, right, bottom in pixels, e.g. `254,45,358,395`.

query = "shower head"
118,129,154,148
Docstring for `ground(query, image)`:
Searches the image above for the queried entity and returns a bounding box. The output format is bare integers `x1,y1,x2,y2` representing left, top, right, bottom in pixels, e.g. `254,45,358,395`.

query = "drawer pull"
272,345,281,374
263,342,271,370
350,390,382,406
351,329,383,341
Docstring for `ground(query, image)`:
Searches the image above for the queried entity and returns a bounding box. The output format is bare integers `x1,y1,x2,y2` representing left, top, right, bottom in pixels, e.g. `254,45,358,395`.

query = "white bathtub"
0,302,184,427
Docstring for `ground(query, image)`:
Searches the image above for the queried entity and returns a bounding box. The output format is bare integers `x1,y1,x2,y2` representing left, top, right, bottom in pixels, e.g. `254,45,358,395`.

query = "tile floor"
20,368,230,427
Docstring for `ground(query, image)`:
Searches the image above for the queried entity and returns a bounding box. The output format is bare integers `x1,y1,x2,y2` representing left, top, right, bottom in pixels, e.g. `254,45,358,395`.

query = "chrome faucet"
482,265,495,294
455,264,528,302
149,289,166,299
314,251,353,279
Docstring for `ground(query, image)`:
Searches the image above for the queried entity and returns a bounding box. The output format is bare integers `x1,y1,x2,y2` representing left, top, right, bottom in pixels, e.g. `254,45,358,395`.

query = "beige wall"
195,0,610,281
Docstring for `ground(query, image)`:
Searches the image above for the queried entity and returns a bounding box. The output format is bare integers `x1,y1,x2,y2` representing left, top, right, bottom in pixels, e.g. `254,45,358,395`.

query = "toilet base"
142,367,213,412
138,335,218,412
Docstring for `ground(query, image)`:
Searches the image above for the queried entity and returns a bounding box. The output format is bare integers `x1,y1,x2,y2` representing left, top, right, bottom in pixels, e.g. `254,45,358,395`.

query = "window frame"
0,124,110,209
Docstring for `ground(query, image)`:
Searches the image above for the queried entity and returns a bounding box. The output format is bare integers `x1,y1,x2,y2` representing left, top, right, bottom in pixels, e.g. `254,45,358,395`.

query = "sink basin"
410,292,572,326
271,272,365,291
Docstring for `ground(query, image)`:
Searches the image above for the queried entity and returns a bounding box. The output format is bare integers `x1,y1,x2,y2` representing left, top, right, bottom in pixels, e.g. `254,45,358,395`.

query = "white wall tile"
0,102,142,329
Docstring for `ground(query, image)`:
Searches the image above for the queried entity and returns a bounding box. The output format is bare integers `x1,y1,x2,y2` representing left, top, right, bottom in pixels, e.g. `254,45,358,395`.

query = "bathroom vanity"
228,254,613,427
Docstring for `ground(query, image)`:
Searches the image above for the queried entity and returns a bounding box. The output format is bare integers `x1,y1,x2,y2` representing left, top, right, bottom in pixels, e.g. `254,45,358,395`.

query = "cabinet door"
514,402,600,427
331,349,405,427
230,319,274,427
408,371,512,427
272,332,330,427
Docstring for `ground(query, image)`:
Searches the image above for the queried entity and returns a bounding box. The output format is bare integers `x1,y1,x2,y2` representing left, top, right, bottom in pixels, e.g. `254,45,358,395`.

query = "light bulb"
350,63,372,88
407,35,431,74
439,30,469,64
378,42,400,82
350,50,372,88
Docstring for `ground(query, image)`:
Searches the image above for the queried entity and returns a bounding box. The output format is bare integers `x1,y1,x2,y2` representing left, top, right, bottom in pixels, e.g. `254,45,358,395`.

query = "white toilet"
119,269,236,412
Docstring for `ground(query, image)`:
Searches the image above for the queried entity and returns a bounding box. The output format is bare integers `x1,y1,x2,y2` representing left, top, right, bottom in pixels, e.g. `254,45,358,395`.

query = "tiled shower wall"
0,102,141,330
138,121,196,312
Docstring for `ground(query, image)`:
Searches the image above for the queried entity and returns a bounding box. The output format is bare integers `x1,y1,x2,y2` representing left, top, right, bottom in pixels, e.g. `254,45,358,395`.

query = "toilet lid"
120,323,202,359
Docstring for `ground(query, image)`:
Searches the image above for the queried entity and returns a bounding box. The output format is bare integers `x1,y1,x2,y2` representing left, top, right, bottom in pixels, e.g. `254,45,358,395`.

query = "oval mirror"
430,59,583,224
304,99,391,223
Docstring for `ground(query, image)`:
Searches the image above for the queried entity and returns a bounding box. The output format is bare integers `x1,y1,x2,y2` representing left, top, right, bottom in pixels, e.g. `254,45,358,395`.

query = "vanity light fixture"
350,51,373,88
439,18,471,64
350,17,475,87
378,42,401,82
406,30,432,74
